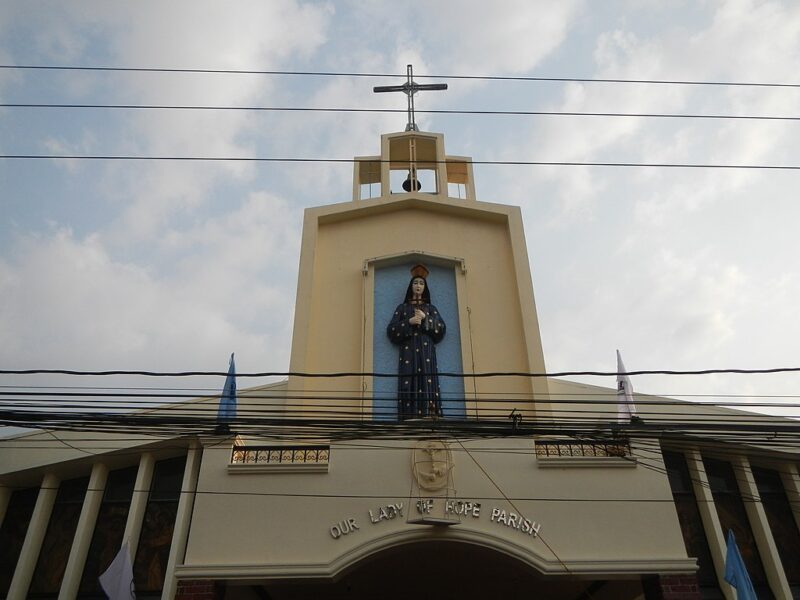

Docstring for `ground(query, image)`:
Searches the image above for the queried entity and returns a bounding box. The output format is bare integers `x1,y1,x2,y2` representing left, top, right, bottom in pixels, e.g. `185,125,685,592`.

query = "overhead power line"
1,406,796,427
4,389,800,407
5,103,800,123
4,384,800,400
4,154,800,171
1,439,797,508
1,395,797,420
1,400,798,438
0,483,720,504
2,64,800,89
3,366,800,377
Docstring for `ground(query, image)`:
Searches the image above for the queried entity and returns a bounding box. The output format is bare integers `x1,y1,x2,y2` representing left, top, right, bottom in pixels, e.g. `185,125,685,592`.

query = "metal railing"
535,439,631,458
231,445,330,465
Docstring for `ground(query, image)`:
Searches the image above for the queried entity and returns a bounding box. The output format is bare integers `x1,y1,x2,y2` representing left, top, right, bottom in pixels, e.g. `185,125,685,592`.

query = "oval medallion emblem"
412,440,453,491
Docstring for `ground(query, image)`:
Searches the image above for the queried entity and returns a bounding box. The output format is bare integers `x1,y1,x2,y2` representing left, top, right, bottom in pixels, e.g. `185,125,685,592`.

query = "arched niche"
363,251,474,420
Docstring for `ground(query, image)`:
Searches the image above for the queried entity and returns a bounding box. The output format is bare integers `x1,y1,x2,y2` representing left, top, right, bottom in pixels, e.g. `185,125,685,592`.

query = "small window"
447,182,466,199
360,182,381,200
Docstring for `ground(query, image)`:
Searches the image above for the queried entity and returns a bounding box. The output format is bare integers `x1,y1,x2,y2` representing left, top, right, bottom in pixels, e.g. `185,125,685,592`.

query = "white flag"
616,350,639,422
99,540,135,600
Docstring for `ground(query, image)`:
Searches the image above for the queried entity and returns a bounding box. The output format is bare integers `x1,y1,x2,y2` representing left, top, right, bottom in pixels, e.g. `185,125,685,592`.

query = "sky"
1,0,800,417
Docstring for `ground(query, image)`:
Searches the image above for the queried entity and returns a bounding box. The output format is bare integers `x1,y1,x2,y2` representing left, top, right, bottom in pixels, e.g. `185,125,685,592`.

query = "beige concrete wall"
0,381,288,479
288,195,550,418
0,430,143,479
180,436,693,580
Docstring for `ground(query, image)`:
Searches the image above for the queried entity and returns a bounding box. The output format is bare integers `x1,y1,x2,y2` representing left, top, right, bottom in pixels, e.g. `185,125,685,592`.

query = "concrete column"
162,443,203,600
780,462,800,533
6,472,60,600
124,452,155,559
684,449,734,600
58,462,109,600
731,455,791,598
0,485,12,525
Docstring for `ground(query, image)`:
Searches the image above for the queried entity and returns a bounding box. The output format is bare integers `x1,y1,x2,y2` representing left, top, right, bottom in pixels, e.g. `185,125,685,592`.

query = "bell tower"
354,65,476,201
353,130,476,201
288,68,550,422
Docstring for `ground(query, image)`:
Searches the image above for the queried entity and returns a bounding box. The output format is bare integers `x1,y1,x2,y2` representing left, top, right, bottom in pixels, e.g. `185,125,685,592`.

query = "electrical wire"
2,64,800,88
2,381,799,437
5,103,800,123
0,439,794,506
3,425,796,506
1,406,798,429
3,390,800,411
454,438,581,586
2,434,797,493
0,483,720,503
2,391,798,416
4,154,800,170
2,369,799,451
2,407,798,442
3,366,800,377
4,383,800,400
3,66,799,532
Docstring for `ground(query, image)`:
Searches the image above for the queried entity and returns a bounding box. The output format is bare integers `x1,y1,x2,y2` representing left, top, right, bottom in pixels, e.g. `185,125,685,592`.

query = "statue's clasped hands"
409,308,426,326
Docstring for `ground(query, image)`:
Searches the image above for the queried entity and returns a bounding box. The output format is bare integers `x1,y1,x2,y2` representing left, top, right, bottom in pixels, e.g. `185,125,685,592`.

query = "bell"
402,174,421,192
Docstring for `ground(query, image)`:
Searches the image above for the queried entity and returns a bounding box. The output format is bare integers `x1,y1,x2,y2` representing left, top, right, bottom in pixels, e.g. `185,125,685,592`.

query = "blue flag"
724,529,756,600
217,353,237,425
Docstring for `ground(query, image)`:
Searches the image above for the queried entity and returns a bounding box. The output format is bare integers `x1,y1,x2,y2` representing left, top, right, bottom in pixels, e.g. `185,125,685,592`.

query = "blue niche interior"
372,262,466,420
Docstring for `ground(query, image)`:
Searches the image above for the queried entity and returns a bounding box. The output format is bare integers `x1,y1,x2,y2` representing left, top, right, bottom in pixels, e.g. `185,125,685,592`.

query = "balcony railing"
535,439,631,458
231,445,330,465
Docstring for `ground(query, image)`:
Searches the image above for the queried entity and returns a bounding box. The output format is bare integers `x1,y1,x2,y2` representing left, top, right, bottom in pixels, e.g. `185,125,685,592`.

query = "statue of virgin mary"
387,264,446,420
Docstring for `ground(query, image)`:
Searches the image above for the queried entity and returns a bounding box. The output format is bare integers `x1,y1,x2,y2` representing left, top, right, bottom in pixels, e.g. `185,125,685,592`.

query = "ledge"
536,457,637,468
227,463,329,474
176,527,696,580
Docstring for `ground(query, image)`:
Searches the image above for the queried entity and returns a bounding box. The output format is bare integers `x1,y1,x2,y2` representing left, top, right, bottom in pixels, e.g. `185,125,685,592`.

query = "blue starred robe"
387,302,446,420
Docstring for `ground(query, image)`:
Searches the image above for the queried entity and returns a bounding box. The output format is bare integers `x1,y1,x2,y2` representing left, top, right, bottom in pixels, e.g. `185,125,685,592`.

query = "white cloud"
3,0,800,415
518,1,800,405
419,0,583,74
4,1,335,245
0,191,301,379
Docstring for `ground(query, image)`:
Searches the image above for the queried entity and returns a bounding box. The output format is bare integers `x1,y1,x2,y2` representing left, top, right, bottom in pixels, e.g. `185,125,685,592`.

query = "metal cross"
374,64,447,132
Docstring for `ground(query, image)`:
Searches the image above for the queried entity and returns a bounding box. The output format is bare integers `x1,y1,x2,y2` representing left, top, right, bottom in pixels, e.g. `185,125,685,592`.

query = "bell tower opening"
353,64,476,202
352,130,476,201
387,133,440,195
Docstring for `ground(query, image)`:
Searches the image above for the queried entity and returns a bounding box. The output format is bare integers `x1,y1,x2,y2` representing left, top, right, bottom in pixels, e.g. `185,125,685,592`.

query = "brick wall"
643,574,702,600
174,579,225,600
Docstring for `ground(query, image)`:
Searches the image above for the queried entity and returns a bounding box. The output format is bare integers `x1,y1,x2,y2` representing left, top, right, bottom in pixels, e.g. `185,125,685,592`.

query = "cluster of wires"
3,64,800,450
3,64,800,169
2,369,799,451
2,437,796,505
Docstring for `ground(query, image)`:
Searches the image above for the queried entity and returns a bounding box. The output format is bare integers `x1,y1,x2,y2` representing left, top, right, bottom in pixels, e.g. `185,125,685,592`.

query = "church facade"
1,127,799,600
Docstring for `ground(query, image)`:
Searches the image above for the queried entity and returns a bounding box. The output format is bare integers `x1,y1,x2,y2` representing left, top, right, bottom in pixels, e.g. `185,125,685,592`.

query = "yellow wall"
180,436,694,579
288,195,550,419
